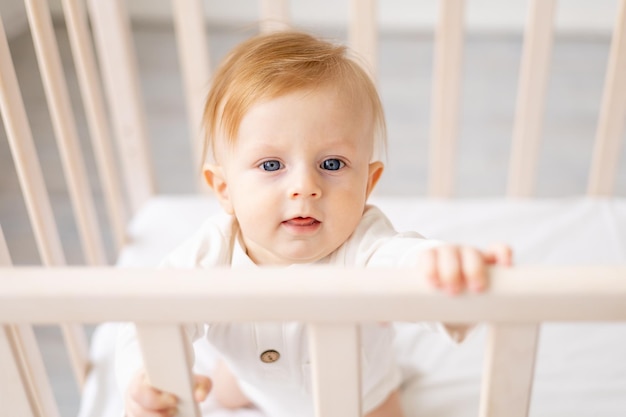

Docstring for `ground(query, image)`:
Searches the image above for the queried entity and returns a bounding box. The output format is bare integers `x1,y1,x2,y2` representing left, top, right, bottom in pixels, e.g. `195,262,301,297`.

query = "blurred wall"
2,0,620,40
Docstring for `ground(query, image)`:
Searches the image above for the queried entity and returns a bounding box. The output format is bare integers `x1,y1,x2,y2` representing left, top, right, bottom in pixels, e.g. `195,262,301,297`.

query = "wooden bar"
22,0,94,388
588,0,626,196
62,0,128,252
5,325,63,417
87,0,155,214
171,0,211,191
136,325,201,417
308,324,361,417
0,228,38,417
0,12,65,267
259,0,290,33
0,228,60,417
507,0,556,198
0,226,10,266
0,9,90,387
0,266,625,324
479,324,539,417
349,0,378,79
24,0,107,266
428,0,465,198
0,327,37,417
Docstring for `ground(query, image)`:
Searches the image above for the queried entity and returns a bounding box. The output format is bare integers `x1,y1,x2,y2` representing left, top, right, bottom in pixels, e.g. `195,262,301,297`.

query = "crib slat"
479,324,539,417
308,324,361,417
0,8,90,388
588,0,626,196
0,226,10,267
0,227,37,416
349,0,378,79
4,325,64,417
87,0,155,214
136,325,201,417
429,0,465,198
0,327,37,417
0,11,64,268
507,0,556,198
24,0,107,266
172,0,211,191
260,0,290,33
61,0,128,252
0,228,60,417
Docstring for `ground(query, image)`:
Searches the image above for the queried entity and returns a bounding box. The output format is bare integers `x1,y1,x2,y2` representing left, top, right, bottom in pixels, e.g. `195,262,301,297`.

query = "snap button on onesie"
260,349,280,363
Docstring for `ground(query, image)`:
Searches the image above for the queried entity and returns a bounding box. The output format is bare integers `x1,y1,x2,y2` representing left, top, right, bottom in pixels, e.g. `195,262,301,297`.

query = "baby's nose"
290,189,320,198
288,170,322,199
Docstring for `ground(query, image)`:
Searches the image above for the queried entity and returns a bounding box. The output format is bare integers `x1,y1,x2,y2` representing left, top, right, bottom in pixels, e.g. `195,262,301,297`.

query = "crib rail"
1,266,626,417
1,266,626,323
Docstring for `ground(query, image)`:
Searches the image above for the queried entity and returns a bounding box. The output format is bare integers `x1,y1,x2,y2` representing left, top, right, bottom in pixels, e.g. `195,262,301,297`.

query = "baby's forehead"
253,84,372,116
213,95,376,161
210,80,383,163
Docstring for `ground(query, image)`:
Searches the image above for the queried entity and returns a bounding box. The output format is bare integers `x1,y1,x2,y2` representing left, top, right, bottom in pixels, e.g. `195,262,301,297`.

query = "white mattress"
79,195,626,417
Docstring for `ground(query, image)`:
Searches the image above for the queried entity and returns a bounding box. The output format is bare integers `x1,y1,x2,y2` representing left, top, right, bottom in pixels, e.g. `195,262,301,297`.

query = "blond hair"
201,31,386,164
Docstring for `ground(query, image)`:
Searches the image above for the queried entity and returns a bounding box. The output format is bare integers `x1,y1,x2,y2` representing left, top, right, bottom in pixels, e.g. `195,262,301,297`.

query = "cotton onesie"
116,205,446,417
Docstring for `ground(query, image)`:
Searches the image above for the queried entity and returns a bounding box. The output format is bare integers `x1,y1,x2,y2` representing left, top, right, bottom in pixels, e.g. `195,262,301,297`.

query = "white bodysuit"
116,205,444,417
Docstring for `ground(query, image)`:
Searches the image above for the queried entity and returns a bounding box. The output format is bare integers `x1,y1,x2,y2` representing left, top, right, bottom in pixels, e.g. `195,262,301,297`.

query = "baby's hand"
125,369,212,417
418,243,512,295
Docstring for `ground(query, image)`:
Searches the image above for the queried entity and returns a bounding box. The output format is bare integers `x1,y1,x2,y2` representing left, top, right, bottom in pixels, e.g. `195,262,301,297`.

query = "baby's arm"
124,369,211,417
211,360,253,409
117,323,217,416
124,361,253,416
365,390,405,417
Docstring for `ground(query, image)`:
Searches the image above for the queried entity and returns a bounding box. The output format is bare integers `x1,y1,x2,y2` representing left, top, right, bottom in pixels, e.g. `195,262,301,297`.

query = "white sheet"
79,195,626,417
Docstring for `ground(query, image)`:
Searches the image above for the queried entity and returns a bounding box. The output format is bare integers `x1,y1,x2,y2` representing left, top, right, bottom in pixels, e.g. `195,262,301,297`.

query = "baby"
117,31,511,417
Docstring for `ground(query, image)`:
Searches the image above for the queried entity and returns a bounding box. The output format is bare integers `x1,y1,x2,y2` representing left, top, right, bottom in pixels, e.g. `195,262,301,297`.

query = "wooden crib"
1,0,626,416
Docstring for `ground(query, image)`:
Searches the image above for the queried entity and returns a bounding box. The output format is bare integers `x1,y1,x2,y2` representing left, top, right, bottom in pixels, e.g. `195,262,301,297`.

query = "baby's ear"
366,161,384,198
203,164,234,215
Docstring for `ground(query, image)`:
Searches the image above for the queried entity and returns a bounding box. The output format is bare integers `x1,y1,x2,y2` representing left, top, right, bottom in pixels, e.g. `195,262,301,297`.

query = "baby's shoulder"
160,212,238,268
339,205,439,267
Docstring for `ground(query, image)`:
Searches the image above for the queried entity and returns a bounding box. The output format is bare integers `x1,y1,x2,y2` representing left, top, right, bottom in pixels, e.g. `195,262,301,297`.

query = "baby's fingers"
460,246,487,292
128,371,178,414
437,245,464,294
418,248,442,289
419,246,488,294
419,246,464,294
484,243,513,266
193,374,212,402
127,399,177,417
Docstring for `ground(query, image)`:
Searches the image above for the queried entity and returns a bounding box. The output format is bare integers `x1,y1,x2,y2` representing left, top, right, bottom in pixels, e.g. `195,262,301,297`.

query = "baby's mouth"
283,217,320,226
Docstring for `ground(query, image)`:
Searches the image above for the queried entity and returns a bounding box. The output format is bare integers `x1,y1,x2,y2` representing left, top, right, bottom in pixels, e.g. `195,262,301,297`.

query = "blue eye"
260,160,283,171
321,158,345,171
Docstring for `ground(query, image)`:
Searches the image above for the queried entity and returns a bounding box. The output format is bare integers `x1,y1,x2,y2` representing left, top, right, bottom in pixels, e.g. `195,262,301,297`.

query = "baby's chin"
252,246,338,266
272,250,332,266
280,242,347,265
243,235,344,265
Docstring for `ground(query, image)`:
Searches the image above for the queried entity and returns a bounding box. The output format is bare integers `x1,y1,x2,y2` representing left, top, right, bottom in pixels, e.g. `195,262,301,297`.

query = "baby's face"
209,85,383,265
